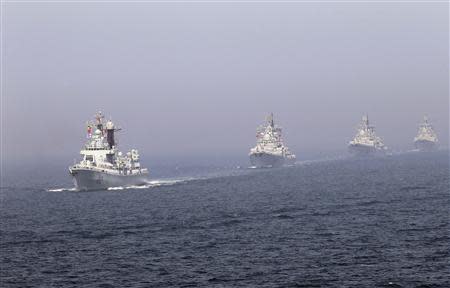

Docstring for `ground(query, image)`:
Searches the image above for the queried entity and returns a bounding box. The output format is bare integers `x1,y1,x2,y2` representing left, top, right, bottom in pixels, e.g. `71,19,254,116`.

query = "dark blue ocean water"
1,152,449,287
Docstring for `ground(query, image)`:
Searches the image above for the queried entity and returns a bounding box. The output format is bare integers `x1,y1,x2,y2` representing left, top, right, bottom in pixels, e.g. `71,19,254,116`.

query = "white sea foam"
107,186,125,191
47,187,77,192
47,178,191,193
106,178,189,191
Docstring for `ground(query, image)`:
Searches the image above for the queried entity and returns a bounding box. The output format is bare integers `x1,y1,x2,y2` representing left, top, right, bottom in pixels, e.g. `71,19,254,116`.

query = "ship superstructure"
69,112,149,191
348,115,387,156
249,113,296,168
414,116,438,151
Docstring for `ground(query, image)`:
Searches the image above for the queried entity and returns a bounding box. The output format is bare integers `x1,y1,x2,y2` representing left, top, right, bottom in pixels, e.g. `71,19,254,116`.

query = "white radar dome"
106,121,114,129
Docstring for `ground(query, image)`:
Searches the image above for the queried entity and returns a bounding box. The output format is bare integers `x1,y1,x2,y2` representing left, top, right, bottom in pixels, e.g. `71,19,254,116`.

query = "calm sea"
1,152,449,287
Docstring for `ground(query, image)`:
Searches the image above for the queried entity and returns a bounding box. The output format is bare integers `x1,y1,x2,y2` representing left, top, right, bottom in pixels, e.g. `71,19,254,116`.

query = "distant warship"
414,116,438,152
348,115,387,157
69,112,149,191
249,113,296,168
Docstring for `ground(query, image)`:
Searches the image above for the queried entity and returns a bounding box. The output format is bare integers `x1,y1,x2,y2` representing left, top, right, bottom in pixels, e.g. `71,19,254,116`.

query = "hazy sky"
2,2,449,162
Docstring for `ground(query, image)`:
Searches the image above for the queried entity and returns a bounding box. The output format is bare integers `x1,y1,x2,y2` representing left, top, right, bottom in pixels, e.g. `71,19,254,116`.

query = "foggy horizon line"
2,148,448,164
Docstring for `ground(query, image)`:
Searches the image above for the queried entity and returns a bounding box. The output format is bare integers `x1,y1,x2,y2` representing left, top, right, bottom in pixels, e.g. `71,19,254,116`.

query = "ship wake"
47,187,78,192
47,178,192,192
107,178,189,191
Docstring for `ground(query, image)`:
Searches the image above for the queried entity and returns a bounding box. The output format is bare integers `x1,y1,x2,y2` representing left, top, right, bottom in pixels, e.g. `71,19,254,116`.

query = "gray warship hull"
70,168,149,191
414,140,437,152
250,152,293,168
348,144,385,157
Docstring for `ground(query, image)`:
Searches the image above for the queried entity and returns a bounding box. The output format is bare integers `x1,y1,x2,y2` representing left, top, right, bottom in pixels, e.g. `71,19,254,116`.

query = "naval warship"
348,115,387,157
414,116,438,152
249,113,296,168
69,112,149,191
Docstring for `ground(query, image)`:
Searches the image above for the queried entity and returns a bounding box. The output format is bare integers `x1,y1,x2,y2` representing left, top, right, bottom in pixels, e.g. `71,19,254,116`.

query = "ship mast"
93,111,105,136
267,113,275,128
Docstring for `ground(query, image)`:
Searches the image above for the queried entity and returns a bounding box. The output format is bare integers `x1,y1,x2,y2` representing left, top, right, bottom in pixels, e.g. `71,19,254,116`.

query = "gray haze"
2,2,449,163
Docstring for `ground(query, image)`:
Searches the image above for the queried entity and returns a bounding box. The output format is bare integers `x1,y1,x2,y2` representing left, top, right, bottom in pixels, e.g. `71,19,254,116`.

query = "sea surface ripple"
1,152,449,287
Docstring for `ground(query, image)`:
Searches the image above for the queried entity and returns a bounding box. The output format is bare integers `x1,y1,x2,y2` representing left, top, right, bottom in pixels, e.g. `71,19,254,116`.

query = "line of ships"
69,112,440,191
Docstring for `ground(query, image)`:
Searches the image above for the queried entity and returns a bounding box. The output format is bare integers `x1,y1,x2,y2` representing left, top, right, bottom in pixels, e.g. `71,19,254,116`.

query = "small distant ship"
348,115,387,157
414,116,438,152
69,112,149,191
249,113,296,168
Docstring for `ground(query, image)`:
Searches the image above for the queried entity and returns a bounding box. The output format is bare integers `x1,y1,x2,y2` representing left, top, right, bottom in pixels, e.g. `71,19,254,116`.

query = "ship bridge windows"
85,155,94,161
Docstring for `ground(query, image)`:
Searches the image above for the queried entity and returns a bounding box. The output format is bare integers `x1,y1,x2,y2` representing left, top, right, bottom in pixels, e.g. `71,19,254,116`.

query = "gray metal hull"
348,144,385,157
414,140,437,152
249,152,290,168
70,169,149,191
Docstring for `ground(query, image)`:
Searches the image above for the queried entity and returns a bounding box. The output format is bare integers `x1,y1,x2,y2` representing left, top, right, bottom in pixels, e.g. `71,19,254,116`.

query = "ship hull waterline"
348,144,386,157
249,152,295,168
414,140,438,152
69,168,149,191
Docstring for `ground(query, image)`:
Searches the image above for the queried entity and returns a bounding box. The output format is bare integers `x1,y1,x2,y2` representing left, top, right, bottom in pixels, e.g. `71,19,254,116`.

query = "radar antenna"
267,113,274,127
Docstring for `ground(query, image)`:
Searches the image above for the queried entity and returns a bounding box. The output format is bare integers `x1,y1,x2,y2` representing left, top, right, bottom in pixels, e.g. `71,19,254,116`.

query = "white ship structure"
69,112,149,191
414,116,438,151
348,115,387,157
249,113,296,168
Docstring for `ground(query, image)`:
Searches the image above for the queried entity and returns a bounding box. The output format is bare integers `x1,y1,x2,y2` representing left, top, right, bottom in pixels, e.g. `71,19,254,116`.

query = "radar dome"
106,121,114,130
